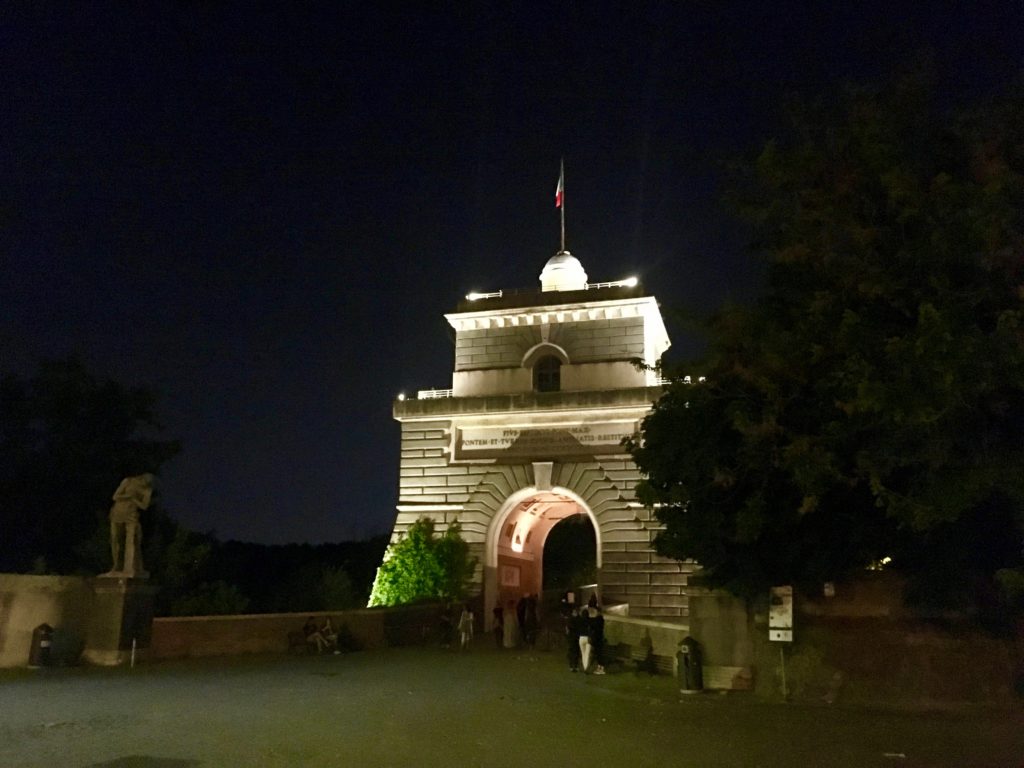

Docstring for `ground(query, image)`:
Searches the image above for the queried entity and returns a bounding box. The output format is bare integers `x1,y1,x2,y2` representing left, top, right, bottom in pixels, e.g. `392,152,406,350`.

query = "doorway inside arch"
542,514,597,593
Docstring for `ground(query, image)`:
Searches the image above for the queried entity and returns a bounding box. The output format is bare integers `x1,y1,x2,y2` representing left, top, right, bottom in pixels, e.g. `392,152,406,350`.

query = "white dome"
539,250,588,292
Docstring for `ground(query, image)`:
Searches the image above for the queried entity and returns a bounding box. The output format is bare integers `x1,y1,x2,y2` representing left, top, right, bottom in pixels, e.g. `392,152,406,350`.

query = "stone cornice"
445,294,664,332
394,385,664,421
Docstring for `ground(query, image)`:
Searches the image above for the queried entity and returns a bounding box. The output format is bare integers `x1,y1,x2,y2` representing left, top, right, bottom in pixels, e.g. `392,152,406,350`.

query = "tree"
267,563,361,613
0,359,180,573
367,517,477,607
629,71,1024,613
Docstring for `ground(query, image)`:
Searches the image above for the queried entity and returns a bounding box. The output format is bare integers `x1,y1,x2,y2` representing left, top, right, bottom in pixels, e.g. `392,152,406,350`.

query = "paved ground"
0,642,1021,768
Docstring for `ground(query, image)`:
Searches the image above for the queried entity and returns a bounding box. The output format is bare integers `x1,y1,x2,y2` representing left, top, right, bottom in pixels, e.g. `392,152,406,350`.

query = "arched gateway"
383,250,695,624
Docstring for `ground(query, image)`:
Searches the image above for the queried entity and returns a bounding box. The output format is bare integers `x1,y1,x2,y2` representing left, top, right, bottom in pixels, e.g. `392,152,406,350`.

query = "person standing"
566,607,585,672
502,600,517,649
458,603,475,651
516,594,527,646
577,607,593,673
439,604,454,649
492,601,504,648
524,594,539,649
587,605,606,674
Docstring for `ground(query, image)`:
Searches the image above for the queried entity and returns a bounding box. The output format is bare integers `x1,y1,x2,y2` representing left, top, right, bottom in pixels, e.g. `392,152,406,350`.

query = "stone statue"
106,473,154,577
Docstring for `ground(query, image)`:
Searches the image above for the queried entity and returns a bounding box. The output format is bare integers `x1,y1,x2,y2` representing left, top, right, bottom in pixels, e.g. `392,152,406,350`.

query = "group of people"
491,593,540,649
564,594,606,674
442,591,607,676
303,616,340,654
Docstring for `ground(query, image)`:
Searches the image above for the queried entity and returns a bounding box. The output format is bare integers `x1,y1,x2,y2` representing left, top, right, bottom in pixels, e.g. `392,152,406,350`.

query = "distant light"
623,276,638,287
866,555,893,571
397,393,406,401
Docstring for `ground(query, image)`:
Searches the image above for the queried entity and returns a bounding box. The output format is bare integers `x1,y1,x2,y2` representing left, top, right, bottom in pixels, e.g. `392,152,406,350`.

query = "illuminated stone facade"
385,252,695,621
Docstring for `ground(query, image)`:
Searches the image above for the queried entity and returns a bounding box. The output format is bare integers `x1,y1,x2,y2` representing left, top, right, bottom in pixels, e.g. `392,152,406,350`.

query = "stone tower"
385,250,695,621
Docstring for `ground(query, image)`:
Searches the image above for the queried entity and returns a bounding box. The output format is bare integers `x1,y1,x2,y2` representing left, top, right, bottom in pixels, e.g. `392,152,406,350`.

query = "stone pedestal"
82,576,158,666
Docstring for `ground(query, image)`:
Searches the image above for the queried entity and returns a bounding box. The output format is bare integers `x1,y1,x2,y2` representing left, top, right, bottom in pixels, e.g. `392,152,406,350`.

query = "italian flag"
555,167,564,209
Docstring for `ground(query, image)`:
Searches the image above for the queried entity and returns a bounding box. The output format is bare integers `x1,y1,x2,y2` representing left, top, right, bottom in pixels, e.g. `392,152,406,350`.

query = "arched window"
534,355,561,393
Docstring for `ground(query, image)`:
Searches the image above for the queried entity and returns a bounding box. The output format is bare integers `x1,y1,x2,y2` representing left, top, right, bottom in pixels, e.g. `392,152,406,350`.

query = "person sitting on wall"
304,616,328,653
320,617,340,654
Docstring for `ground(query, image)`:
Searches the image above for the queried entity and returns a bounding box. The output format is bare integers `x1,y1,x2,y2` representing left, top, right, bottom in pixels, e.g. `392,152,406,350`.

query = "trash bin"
677,636,703,693
28,623,54,668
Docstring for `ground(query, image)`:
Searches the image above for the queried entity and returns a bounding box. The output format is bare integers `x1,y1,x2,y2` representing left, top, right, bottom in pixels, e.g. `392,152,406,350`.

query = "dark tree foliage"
208,537,388,613
0,359,180,573
629,72,1024,612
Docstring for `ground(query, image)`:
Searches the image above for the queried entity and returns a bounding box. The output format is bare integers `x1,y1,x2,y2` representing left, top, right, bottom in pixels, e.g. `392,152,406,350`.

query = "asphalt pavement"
0,642,1020,768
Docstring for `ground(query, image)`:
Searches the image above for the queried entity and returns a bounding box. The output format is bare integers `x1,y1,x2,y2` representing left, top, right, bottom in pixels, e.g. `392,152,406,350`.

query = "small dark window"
534,355,561,392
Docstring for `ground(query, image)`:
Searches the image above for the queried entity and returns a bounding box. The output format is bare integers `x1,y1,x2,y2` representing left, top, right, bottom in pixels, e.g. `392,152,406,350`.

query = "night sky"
4,2,1022,544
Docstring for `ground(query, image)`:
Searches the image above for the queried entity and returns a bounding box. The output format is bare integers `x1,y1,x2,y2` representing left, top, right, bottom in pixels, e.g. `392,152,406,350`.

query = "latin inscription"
455,422,636,460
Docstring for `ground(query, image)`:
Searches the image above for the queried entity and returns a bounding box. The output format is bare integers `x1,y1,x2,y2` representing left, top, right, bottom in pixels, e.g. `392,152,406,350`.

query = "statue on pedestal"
106,473,154,577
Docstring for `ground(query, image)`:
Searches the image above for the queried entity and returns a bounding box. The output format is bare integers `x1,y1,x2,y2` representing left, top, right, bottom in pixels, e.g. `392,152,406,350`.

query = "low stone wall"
150,603,442,659
603,613,690,676
0,574,92,667
688,591,755,690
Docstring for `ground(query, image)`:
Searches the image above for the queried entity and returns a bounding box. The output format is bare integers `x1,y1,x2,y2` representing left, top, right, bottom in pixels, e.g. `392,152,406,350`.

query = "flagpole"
560,158,566,252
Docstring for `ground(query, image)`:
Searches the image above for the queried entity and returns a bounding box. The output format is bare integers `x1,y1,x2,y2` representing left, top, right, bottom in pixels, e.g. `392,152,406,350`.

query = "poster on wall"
768,585,793,642
501,565,521,587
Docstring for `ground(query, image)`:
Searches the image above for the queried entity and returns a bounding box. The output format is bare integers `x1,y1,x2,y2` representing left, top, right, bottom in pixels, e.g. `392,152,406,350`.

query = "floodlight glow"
465,290,503,301
397,393,406,401
585,277,640,290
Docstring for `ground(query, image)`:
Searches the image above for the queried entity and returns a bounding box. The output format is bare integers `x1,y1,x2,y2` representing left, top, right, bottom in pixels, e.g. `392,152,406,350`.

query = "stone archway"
483,487,600,629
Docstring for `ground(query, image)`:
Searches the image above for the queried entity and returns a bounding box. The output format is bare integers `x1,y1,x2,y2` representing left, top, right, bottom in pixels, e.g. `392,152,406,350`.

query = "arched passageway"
484,491,598,628
542,514,596,593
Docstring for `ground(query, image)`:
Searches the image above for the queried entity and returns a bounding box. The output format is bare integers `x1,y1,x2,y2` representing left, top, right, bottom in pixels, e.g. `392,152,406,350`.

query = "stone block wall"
453,317,645,371
603,613,691,675
394,413,692,621
0,574,92,667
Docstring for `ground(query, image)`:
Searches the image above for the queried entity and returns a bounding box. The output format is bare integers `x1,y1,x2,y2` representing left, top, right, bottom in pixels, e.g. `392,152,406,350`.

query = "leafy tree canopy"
368,517,477,607
0,358,180,573
629,70,1024,613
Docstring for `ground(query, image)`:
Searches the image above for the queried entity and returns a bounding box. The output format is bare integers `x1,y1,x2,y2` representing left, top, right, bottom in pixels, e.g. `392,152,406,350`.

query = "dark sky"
3,2,1022,544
